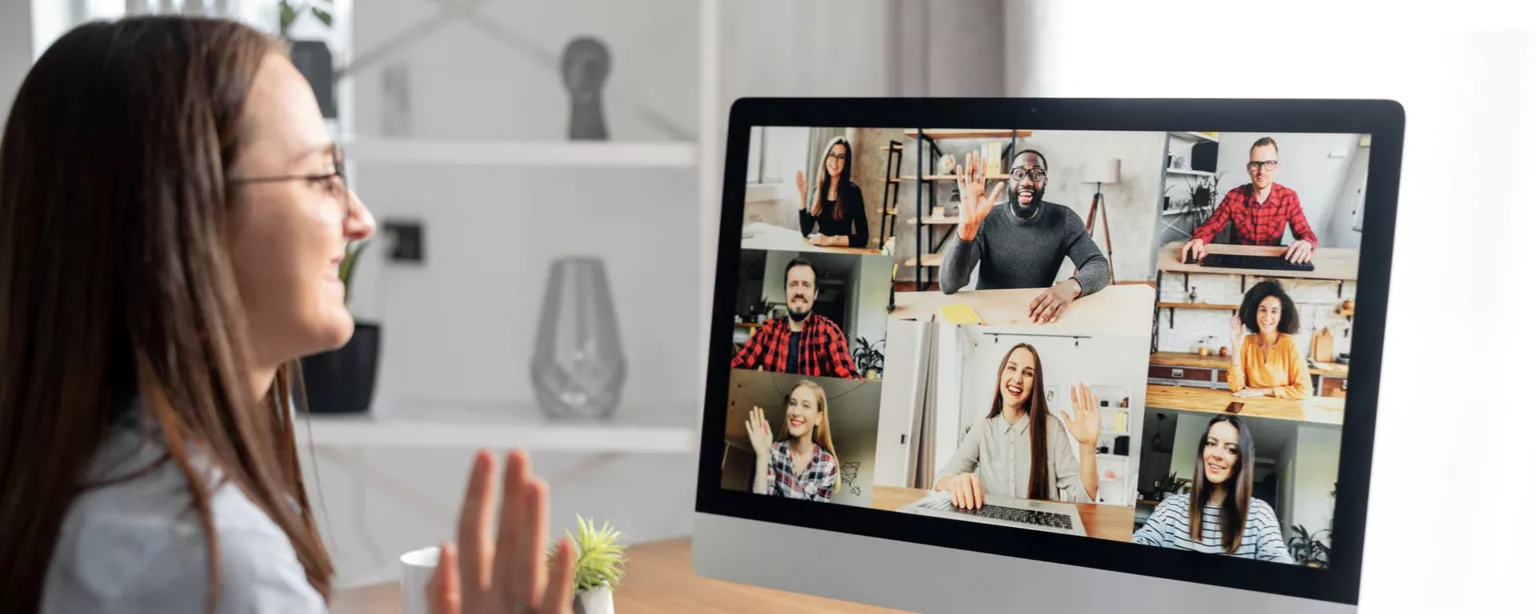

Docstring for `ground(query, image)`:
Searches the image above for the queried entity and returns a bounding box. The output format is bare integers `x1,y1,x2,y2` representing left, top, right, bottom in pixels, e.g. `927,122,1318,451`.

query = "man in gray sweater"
939,149,1110,323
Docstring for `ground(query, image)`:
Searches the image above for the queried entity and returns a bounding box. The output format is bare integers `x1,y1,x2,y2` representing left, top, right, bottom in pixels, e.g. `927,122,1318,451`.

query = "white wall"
1213,132,1368,249
1168,412,1213,489
851,254,895,356
1288,425,1341,546
1,1,31,117
873,319,925,486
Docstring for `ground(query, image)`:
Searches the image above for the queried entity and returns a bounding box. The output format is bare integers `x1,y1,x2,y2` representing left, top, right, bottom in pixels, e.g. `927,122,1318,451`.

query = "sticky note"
939,303,982,326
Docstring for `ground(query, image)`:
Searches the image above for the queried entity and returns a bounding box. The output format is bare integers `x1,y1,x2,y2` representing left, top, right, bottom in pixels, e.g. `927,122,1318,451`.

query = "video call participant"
1133,415,1295,563
1181,137,1320,265
731,258,861,380
744,380,841,501
935,344,1103,509
1228,280,1313,399
940,150,1110,324
795,136,870,249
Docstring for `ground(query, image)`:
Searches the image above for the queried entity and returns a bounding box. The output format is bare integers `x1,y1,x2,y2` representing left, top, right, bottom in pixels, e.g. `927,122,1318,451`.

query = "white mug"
400,546,440,614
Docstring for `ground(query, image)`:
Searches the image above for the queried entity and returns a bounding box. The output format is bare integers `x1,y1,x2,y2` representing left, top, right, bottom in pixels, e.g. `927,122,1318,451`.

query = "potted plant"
302,240,380,414
277,1,338,119
852,337,885,380
1287,524,1332,568
1169,172,1230,243
551,515,629,614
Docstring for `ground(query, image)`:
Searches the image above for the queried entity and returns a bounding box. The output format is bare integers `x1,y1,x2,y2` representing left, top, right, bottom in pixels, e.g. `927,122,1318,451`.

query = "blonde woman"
745,380,841,501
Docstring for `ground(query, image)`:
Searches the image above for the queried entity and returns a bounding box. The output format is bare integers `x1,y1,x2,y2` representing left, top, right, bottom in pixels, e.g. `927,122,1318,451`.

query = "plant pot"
573,586,614,614
302,322,380,414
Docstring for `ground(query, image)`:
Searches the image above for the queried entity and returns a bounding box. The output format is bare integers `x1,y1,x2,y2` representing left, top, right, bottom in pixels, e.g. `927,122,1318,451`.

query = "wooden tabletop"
330,538,905,614
1150,351,1349,377
1156,242,1360,281
1144,384,1345,425
740,222,884,256
871,486,1134,542
890,285,1155,338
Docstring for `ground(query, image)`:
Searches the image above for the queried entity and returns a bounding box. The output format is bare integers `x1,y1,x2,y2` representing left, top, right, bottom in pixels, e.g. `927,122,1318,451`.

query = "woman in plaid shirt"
745,380,841,501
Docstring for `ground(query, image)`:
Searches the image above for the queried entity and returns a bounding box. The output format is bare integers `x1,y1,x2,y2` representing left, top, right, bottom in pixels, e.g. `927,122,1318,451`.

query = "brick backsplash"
1157,274,1357,359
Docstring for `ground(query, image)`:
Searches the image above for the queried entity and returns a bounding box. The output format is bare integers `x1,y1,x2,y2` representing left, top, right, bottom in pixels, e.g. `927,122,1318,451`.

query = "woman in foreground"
0,16,574,613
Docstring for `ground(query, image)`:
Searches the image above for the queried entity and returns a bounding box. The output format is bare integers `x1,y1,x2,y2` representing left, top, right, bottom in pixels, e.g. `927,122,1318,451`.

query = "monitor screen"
697,99,1401,608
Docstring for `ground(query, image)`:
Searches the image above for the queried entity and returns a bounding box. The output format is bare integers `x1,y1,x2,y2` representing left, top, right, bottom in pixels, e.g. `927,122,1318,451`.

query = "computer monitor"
693,98,1402,613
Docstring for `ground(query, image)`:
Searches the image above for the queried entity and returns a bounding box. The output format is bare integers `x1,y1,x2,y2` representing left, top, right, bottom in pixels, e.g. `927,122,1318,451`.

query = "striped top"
1132,493,1296,563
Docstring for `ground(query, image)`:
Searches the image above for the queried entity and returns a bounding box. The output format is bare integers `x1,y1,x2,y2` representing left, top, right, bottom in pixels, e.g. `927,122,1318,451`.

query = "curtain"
905,318,939,490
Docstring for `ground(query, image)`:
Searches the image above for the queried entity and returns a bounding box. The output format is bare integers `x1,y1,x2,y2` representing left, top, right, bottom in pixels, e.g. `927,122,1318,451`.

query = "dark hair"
1250,137,1279,156
1011,148,1049,172
814,137,855,221
784,257,817,290
986,343,1051,500
0,16,332,611
1189,415,1256,554
1239,280,1300,335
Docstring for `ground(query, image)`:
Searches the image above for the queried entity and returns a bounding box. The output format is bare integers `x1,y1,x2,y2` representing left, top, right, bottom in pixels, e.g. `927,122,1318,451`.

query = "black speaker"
288,40,336,119
1113,435,1130,456
1191,141,1219,172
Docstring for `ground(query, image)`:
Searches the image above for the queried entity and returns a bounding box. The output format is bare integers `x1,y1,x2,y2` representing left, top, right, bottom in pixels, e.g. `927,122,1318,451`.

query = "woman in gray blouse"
935,343,1103,509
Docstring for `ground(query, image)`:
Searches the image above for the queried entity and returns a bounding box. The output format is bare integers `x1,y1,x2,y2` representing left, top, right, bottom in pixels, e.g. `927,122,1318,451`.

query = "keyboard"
1199,253,1315,272
912,495,1077,532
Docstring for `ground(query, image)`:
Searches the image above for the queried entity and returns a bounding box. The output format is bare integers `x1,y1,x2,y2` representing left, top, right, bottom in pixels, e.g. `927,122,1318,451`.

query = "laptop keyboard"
917,496,1076,531
1199,253,1316,272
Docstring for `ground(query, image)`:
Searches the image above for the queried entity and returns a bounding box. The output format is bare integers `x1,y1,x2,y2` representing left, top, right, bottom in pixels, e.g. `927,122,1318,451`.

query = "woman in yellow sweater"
1228,280,1313,399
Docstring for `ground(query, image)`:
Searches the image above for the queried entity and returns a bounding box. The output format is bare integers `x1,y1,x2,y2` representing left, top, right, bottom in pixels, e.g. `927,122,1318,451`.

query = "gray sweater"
939,202,1110,296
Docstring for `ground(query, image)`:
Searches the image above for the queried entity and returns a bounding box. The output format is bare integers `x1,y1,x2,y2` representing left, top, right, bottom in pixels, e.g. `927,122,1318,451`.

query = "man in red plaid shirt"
1181,137,1319,264
731,258,861,380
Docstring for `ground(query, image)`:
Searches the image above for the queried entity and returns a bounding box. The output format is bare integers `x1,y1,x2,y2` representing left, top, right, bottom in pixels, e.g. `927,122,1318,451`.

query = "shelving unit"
902,129,1031,290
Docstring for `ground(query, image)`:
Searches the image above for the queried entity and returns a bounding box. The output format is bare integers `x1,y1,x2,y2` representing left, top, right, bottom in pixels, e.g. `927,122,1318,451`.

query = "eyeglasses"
827,153,848,161
228,147,352,212
1009,168,1047,183
1246,160,1278,171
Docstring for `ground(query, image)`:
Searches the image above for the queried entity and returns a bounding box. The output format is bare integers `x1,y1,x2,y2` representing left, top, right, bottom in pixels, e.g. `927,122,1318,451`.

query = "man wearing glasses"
938,149,1110,324
1180,137,1319,264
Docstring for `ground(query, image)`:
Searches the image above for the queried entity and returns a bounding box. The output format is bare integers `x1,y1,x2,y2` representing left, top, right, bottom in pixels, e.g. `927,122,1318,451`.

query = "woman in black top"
795,136,870,249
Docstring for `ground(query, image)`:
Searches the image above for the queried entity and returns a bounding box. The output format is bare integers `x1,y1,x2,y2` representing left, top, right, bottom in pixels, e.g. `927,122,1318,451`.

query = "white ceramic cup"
400,546,441,614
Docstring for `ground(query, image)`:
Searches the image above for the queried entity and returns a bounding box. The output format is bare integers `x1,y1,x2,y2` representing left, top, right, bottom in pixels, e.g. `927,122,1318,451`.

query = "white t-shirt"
41,413,327,614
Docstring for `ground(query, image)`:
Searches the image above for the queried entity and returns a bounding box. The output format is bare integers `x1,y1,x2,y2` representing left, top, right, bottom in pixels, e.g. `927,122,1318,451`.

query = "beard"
787,298,813,321
1008,182,1045,220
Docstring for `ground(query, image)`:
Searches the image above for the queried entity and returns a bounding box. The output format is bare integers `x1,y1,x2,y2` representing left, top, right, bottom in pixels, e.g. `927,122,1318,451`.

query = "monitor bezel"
695,97,1403,606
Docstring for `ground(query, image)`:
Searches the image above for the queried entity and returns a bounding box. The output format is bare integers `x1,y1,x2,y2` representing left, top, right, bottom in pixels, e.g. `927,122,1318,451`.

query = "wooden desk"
1156,242,1360,281
1150,351,1349,378
871,486,1134,542
1144,384,1345,426
741,222,883,256
330,538,906,614
890,285,1154,338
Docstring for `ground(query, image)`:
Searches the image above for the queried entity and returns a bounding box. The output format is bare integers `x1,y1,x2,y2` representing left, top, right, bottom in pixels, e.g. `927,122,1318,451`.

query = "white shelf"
1162,206,1213,217
1166,168,1214,177
1170,131,1219,143
342,137,698,168
297,399,695,452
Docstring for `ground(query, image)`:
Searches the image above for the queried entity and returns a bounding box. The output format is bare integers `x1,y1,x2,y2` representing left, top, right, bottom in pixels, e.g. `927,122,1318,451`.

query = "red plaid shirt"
730,312,861,380
763,440,839,501
1191,183,1319,246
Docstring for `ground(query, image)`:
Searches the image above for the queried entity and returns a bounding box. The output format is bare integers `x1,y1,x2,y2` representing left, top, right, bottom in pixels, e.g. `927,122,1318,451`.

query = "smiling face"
1255,296,1283,335
784,384,824,439
784,263,818,321
1007,152,1047,219
824,142,848,179
1201,421,1242,485
1248,142,1279,190
997,347,1037,409
227,54,376,367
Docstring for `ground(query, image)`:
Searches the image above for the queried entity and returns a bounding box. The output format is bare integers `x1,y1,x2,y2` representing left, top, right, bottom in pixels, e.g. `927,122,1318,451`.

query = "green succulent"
549,515,628,593
338,239,368,307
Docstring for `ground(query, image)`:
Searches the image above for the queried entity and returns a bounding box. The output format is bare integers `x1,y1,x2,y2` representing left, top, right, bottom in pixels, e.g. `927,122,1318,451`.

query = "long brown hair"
0,16,333,611
777,380,840,493
810,136,853,221
986,343,1051,500
1189,415,1256,554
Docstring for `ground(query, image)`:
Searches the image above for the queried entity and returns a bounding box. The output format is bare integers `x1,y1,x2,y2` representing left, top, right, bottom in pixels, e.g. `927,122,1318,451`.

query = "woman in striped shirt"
1133,415,1295,563
745,380,842,501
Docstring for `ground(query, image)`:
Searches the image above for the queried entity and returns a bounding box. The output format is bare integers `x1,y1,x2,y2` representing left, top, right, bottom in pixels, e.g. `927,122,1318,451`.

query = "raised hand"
430,450,577,614
795,170,809,210
746,406,774,458
1229,315,1246,354
1061,383,1101,447
958,151,1005,241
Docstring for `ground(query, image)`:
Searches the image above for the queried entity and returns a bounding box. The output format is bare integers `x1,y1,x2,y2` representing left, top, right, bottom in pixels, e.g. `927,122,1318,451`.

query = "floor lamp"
1082,158,1121,284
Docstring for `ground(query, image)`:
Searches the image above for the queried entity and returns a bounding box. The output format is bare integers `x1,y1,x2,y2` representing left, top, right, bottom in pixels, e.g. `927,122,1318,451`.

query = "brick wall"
1156,273,1357,360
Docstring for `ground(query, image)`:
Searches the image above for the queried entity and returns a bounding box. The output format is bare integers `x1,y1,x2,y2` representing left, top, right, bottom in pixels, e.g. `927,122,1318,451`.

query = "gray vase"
531,257,626,420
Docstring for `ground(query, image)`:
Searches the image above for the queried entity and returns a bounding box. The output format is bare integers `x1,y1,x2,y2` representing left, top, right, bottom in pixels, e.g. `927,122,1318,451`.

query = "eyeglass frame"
226,146,353,213
1246,160,1279,171
1009,167,1048,183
